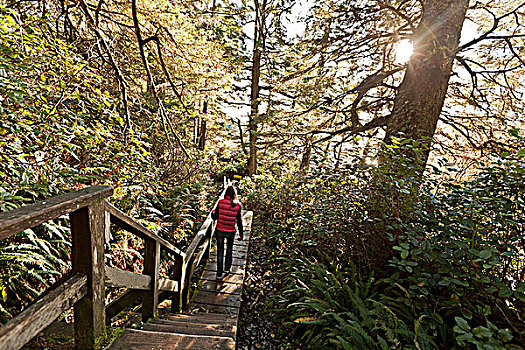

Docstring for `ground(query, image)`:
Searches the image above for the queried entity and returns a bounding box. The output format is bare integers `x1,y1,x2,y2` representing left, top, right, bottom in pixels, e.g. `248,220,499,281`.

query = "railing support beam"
142,240,160,321
71,201,106,349
170,255,184,313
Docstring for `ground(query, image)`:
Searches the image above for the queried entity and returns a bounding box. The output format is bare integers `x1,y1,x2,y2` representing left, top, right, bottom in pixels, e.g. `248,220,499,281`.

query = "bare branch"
312,115,389,145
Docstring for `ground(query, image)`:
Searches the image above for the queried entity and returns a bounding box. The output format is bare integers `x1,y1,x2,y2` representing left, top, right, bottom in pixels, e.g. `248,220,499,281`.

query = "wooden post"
181,262,190,310
104,210,111,244
171,255,184,313
70,201,106,349
203,220,215,261
142,239,160,321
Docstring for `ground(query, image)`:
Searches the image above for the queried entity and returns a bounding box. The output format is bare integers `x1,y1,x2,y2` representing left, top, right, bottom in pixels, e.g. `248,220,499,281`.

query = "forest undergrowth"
238,145,525,350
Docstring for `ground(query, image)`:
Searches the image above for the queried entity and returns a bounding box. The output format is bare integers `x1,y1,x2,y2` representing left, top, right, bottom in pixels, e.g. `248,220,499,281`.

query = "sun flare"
394,39,413,64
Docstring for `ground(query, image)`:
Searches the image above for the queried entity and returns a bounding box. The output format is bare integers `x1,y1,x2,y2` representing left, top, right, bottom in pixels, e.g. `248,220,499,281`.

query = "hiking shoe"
224,270,230,278
216,272,224,281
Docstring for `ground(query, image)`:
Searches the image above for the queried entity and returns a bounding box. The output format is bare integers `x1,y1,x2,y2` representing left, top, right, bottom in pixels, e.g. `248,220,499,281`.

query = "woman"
211,185,244,280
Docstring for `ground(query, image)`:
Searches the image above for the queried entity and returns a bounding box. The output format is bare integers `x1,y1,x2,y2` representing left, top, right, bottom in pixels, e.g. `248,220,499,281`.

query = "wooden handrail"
104,267,179,292
105,202,186,258
0,185,113,239
0,274,87,350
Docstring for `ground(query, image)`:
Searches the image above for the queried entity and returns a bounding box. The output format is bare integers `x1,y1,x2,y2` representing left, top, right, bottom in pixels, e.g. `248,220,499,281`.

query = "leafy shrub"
272,254,435,349
386,153,525,348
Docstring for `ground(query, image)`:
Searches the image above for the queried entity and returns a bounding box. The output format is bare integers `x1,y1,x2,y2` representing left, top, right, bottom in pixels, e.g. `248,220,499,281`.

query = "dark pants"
215,230,234,275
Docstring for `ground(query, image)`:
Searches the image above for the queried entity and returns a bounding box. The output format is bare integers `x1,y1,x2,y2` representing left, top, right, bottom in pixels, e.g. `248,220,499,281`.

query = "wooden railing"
0,181,230,350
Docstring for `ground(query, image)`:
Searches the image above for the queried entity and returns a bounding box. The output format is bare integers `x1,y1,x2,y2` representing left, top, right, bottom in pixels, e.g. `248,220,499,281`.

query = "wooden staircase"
0,178,252,350
109,211,252,349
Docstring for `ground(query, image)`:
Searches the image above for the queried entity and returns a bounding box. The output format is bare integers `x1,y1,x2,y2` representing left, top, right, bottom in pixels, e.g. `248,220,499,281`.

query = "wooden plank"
191,303,239,315
170,255,184,313
105,290,142,324
142,240,160,321
210,249,247,261
105,202,185,258
227,244,247,253
158,278,178,292
104,210,112,243
192,291,241,308
205,263,245,275
144,318,236,338
109,329,235,350
71,202,106,348
0,274,87,350
0,185,113,239
201,270,244,283
209,256,246,266
105,267,151,290
210,247,247,259
164,312,237,324
199,280,243,295
232,240,248,248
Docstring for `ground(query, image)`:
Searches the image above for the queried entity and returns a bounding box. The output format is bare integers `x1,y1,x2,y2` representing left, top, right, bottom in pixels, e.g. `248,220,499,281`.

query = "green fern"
0,220,71,321
272,255,436,349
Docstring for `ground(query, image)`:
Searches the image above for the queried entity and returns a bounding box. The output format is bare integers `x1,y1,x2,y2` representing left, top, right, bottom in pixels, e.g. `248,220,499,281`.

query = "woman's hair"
224,185,237,207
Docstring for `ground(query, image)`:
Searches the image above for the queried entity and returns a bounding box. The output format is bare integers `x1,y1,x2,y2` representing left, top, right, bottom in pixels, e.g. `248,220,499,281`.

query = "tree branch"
312,115,389,144
78,0,131,135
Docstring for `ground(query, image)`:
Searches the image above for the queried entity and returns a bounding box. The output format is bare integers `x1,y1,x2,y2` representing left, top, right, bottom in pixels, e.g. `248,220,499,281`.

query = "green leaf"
472,326,491,339
455,317,470,331
498,287,513,298
479,250,491,259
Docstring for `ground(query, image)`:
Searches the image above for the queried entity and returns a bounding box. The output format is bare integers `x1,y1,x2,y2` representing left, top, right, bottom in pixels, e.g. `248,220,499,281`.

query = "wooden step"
192,291,241,308
109,329,235,349
163,312,236,324
213,245,247,255
208,256,246,267
201,270,244,283
199,279,243,295
209,250,247,261
191,303,239,315
205,263,246,275
145,314,237,337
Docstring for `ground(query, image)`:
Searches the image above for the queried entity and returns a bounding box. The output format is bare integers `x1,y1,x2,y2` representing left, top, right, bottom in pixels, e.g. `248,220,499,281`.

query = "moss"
94,327,125,349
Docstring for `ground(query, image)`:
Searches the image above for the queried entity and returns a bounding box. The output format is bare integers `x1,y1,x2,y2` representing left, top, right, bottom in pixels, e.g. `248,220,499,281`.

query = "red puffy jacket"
215,197,241,232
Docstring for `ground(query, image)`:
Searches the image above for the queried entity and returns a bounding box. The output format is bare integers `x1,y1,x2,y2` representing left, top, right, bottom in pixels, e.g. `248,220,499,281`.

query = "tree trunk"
300,137,312,171
384,0,469,169
198,120,206,150
248,1,263,176
197,101,207,150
